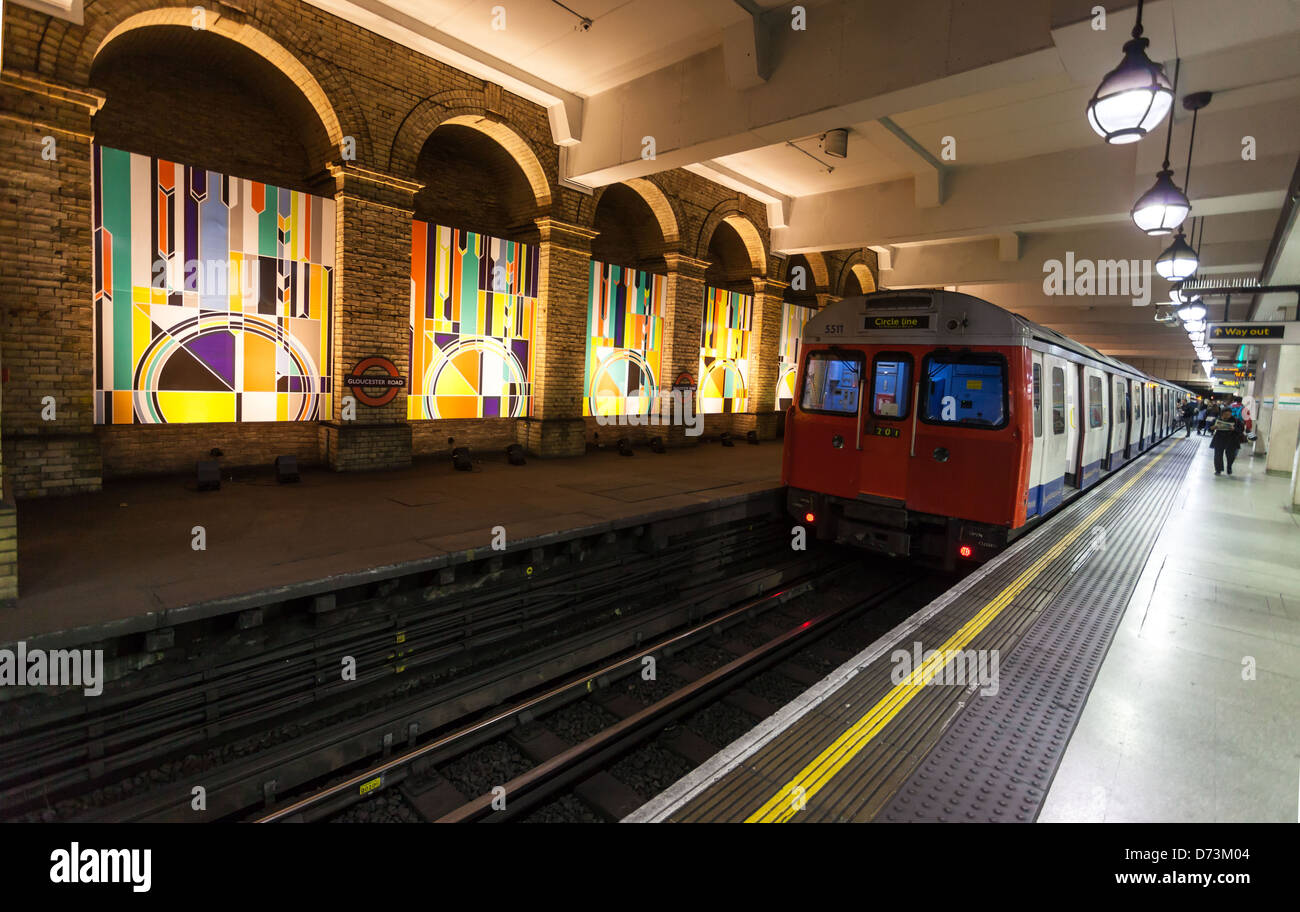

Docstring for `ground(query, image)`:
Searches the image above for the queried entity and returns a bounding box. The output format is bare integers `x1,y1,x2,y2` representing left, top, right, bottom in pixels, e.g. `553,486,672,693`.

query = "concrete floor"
1041,437,1300,822
4,443,782,643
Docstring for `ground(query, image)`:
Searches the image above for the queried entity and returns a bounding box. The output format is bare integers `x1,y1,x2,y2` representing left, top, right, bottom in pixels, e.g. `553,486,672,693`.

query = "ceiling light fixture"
1131,60,1190,234
1086,0,1173,144
1156,229,1199,280
821,128,849,159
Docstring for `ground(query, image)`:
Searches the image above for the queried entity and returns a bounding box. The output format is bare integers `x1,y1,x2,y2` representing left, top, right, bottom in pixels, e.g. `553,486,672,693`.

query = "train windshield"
800,352,862,415
921,352,1007,428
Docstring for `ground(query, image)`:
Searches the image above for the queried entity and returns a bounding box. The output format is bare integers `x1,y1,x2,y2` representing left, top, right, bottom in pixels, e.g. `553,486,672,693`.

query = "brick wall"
0,0,877,498
98,422,321,477
412,417,517,457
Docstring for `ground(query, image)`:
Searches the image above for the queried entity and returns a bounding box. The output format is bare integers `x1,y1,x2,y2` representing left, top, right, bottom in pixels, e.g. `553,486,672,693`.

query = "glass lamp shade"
1131,169,1190,235
1176,303,1207,322
1155,232,1199,280
1087,37,1174,144
1183,319,1206,333
1187,331,1205,343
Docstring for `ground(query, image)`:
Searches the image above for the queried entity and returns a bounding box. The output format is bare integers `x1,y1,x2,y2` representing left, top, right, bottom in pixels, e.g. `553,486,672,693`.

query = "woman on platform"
1210,407,1246,476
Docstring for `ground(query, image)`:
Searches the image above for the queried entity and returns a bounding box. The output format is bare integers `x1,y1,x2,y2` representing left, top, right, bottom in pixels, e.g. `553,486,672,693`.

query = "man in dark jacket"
1210,407,1246,475
1180,398,1197,437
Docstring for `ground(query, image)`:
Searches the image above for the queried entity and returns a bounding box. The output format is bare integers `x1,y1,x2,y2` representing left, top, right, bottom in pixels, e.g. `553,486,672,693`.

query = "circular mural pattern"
420,335,530,419
587,348,658,416
132,312,320,423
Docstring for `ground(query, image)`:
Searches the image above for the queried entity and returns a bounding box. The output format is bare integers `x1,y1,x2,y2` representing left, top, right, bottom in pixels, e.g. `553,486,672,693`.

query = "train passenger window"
1051,367,1065,435
1088,375,1104,428
921,352,1007,428
799,352,862,415
1032,363,1043,438
870,355,912,419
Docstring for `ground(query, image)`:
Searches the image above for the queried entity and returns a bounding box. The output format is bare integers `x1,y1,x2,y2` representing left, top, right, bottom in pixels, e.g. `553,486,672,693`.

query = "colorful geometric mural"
408,222,538,420
92,145,334,424
777,300,815,410
583,262,667,417
698,287,753,414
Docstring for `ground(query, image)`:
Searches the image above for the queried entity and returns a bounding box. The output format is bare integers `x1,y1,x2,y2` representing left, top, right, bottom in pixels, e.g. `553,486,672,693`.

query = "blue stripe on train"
1027,475,1065,519
1079,457,1103,489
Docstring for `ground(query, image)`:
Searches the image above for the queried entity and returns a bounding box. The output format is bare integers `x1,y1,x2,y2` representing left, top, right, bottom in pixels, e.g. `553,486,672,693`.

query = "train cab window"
1032,363,1043,437
921,352,1007,428
870,355,912,419
800,352,862,415
1051,367,1065,435
1088,375,1104,428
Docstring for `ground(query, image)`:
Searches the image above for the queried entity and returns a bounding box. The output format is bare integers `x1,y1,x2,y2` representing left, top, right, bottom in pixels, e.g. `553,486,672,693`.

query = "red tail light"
958,545,974,559
804,512,816,523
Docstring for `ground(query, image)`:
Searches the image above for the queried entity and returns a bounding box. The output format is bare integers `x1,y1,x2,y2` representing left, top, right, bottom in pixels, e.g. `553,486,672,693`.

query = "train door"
1079,367,1107,487
1064,360,1080,485
1109,374,1127,467
1149,384,1159,444
858,351,915,501
1130,379,1142,453
1039,355,1068,512
1026,353,1046,518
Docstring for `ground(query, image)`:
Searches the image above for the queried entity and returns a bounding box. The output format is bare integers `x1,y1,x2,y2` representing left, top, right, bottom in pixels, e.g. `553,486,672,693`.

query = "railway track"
276,563,945,823
1,518,834,822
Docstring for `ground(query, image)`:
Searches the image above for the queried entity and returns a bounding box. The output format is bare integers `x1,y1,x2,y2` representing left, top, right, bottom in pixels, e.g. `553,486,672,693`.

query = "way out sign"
1206,321,1299,343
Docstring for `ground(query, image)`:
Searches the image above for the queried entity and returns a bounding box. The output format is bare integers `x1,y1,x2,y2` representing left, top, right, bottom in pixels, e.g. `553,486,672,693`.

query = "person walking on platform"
1210,406,1246,475
1196,402,1208,435
1180,398,1196,437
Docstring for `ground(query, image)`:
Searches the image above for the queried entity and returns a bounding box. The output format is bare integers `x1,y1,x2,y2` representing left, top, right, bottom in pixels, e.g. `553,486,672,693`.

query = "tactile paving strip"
877,436,1197,822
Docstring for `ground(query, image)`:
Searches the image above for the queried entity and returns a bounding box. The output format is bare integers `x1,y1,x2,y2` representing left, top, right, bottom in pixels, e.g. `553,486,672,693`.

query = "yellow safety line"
746,444,1175,823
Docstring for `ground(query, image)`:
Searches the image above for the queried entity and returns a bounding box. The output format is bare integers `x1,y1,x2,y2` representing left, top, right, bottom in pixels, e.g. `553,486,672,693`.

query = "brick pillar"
0,70,105,501
0,347,14,607
658,253,709,446
517,217,598,457
315,164,422,471
736,277,789,440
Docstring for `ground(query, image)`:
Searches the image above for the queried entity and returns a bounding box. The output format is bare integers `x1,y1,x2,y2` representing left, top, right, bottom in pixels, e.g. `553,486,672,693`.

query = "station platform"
1040,443,1300,822
3,443,782,648
627,433,1273,823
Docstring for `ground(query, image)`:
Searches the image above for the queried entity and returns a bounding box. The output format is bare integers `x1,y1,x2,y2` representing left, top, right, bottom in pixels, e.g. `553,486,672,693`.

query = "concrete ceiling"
308,0,1300,375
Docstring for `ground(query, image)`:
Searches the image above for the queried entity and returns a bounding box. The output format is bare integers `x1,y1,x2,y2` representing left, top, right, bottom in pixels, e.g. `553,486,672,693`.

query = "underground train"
782,289,1191,568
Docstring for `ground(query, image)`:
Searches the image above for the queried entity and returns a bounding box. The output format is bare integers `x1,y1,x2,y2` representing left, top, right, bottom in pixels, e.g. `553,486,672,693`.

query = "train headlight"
831,434,844,449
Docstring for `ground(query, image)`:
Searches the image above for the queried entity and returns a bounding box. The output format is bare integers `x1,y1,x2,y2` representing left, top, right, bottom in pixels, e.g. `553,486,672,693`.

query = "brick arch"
388,100,552,210
589,176,682,249
86,8,345,160
837,251,877,296
695,203,768,276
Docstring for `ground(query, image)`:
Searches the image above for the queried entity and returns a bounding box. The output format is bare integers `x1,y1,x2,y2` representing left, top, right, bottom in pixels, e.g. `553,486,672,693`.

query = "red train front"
782,289,1181,568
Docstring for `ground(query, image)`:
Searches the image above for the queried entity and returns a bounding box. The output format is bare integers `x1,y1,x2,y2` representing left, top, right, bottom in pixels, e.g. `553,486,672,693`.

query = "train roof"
804,289,1192,395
